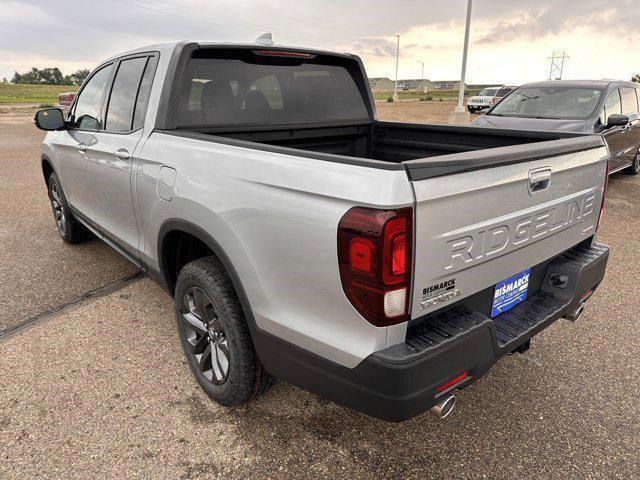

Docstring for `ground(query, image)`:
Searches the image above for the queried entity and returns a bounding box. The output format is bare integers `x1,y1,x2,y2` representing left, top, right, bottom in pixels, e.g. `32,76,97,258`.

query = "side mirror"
34,108,66,131
606,113,630,128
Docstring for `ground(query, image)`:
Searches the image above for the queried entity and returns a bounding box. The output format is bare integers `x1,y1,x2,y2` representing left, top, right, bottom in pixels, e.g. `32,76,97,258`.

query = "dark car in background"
470,80,640,175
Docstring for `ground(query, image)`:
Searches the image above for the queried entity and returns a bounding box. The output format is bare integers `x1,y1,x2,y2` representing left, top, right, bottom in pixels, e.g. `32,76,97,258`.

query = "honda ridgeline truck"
34,41,610,421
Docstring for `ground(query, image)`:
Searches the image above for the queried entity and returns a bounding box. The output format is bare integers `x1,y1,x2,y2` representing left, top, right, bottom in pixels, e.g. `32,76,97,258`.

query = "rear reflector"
579,289,594,303
436,371,469,394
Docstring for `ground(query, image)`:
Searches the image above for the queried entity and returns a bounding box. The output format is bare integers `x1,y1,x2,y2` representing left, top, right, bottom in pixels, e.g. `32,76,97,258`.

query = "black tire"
174,257,274,406
624,148,640,175
47,172,88,244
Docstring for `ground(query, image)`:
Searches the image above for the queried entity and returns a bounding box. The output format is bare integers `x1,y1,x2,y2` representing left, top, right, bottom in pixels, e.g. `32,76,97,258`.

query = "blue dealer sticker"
491,268,531,317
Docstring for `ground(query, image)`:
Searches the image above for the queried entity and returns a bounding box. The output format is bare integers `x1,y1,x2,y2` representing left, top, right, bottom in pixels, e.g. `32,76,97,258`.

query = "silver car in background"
471,80,640,175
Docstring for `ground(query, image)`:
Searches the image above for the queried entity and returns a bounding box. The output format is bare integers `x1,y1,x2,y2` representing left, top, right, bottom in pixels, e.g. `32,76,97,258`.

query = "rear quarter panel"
136,133,414,367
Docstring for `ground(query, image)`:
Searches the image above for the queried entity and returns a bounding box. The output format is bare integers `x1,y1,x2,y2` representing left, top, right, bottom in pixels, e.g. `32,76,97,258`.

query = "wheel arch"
157,219,255,324
41,154,55,185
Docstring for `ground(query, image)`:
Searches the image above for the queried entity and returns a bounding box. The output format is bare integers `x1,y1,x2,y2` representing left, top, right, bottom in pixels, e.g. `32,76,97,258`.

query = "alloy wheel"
49,182,66,235
181,286,230,385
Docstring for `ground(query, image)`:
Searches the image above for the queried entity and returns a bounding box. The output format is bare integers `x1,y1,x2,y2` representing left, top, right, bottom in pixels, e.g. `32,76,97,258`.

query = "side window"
104,57,148,133
72,64,114,130
620,87,637,115
132,56,157,130
601,89,622,124
636,88,640,112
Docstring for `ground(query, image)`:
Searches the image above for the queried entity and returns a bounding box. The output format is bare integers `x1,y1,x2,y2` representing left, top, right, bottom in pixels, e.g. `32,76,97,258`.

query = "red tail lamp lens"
349,238,374,272
337,207,413,327
253,50,314,58
392,235,406,276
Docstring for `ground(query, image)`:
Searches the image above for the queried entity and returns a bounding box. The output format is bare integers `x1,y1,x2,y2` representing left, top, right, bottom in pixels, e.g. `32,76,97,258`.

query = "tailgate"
406,136,608,319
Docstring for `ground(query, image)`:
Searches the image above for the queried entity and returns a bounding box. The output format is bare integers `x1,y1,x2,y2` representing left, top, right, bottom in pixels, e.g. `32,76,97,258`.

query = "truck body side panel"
136,132,414,368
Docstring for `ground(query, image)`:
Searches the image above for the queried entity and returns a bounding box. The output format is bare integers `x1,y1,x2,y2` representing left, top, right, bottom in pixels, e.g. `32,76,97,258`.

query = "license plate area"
491,268,531,318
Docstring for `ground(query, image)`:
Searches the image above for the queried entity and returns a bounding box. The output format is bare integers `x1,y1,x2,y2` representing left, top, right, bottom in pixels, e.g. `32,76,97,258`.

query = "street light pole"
393,35,400,101
418,60,425,92
455,0,473,113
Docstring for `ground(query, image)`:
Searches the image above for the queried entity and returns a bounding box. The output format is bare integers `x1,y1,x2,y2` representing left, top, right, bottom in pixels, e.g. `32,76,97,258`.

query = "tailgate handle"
528,168,551,196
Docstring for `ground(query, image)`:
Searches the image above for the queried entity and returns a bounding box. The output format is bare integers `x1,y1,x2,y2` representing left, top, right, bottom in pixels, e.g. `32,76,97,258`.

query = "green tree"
633,74,640,83
68,68,90,85
10,66,89,85
38,67,64,84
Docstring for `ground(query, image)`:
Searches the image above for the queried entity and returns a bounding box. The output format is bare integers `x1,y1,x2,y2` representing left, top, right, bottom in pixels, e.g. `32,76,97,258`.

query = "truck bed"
172,120,603,179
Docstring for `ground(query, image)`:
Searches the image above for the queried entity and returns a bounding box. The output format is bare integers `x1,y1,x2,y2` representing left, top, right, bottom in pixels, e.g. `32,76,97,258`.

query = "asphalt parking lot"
1,110,639,479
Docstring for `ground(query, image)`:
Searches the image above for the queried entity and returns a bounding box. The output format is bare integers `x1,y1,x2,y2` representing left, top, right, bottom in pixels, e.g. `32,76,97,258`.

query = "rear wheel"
624,148,640,175
47,172,88,243
174,257,274,406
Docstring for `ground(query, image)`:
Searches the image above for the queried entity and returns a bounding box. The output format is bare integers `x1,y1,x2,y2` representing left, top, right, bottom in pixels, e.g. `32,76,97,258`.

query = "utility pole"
455,0,473,113
393,34,400,101
418,60,425,92
548,51,569,80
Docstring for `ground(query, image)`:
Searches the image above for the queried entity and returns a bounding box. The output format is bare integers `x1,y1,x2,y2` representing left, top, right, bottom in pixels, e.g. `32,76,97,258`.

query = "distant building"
468,84,503,90
432,80,467,90
368,77,396,91
396,79,435,92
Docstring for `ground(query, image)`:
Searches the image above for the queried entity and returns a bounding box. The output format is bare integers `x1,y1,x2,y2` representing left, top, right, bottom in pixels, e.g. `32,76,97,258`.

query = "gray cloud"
1,0,639,80
477,0,639,44
350,38,397,57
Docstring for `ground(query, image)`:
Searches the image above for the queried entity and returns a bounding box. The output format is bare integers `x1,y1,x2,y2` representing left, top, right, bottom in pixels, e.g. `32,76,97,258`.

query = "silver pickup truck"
34,41,610,422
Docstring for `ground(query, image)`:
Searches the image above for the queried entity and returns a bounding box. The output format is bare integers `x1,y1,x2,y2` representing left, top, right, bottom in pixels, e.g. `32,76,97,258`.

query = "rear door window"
132,56,157,130
620,87,638,115
105,56,148,133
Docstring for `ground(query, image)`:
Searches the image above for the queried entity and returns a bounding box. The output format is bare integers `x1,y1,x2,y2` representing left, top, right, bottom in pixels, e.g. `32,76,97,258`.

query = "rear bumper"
254,242,609,422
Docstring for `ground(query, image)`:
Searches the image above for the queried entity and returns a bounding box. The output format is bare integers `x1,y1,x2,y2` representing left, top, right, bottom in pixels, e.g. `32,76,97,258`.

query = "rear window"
479,88,498,97
176,51,370,127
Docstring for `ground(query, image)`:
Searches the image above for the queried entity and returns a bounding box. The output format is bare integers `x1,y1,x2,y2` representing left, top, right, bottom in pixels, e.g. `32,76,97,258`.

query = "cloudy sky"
1,0,639,84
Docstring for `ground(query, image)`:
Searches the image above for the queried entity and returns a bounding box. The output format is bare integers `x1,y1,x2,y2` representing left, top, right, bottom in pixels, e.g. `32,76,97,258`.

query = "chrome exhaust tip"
564,304,584,322
430,395,456,419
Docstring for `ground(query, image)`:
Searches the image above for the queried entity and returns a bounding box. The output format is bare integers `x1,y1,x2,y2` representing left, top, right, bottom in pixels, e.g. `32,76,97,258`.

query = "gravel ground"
0,116,139,330
0,112,638,479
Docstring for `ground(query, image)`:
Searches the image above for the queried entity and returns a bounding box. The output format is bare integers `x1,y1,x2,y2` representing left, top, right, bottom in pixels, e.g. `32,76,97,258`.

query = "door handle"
76,143,88,153
114,148,130,160
528,167,551,196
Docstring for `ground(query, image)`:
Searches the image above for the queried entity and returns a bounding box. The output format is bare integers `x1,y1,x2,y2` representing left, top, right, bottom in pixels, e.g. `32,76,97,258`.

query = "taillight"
596,156,610,231
337,207,413,326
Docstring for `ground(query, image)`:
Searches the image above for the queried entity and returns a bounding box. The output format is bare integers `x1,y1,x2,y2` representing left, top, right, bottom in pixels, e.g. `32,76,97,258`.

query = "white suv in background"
467,86,515,113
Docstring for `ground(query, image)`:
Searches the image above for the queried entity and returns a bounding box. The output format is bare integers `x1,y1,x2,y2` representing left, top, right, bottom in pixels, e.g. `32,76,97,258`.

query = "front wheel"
47,172,88,243
624,148,640,175
174,257,274,406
